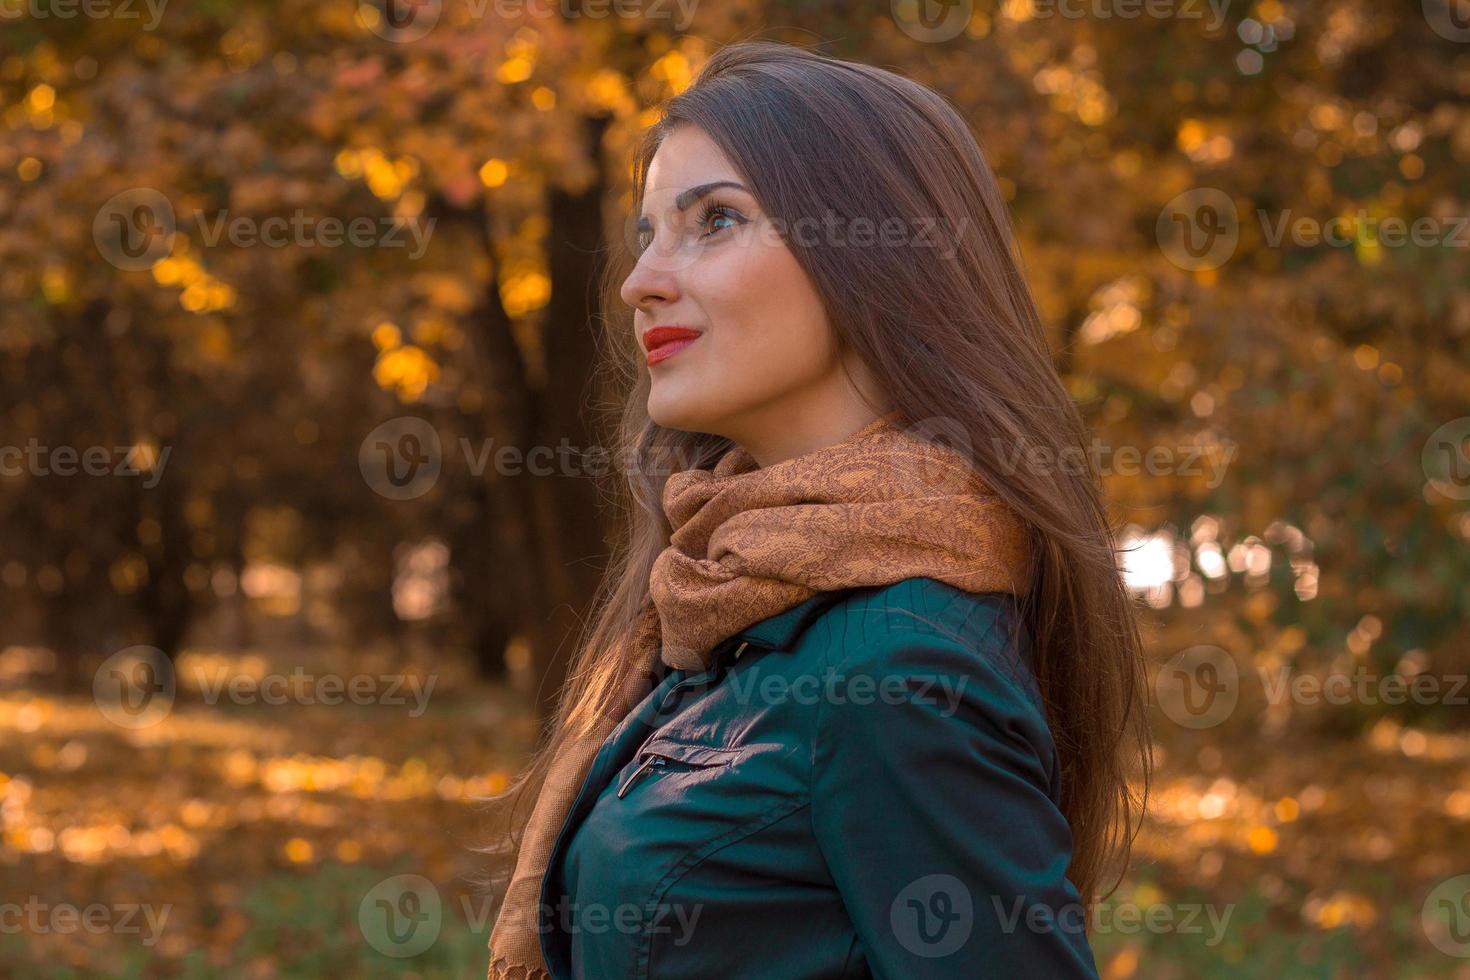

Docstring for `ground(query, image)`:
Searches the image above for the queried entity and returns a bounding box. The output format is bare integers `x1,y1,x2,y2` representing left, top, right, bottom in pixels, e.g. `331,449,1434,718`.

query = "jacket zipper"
615,639,751,800
616,755,667,798
537,661,692,947
535,639,753,973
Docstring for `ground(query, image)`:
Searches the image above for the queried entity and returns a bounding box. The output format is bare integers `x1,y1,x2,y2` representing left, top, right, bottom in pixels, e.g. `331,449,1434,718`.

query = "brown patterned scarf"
487,411,1033,979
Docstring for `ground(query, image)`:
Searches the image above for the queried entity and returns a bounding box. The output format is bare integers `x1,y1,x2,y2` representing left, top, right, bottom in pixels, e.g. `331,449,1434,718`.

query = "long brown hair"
482,39,1150,912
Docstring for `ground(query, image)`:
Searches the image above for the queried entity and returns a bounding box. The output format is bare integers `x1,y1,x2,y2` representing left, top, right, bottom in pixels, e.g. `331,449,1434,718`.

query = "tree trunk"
531,113,615,721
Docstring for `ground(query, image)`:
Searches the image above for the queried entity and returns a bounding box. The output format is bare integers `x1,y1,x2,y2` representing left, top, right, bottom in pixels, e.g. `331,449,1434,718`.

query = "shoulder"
799,577,1055,782
800,577,1038,705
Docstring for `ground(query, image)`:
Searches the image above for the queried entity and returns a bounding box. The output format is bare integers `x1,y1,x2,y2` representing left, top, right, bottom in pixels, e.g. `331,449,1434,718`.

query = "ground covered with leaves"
2,624,1468,979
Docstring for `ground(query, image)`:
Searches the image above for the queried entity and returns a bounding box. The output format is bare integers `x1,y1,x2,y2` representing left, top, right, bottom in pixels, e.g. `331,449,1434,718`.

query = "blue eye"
634,200,743,255
696,200,742,237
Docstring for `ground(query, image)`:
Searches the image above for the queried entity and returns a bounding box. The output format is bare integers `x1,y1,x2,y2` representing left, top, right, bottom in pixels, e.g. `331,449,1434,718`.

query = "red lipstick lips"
642,326,703,366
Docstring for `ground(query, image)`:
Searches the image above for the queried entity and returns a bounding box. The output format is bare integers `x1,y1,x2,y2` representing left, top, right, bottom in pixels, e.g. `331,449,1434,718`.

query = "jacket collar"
727,586,870,654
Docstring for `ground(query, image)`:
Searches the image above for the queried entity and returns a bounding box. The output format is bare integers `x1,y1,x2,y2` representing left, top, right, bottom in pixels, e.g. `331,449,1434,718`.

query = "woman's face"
620,124,885,466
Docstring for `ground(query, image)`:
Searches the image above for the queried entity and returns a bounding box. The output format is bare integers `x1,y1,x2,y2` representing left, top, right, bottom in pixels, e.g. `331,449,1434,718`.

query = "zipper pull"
616,755,665,798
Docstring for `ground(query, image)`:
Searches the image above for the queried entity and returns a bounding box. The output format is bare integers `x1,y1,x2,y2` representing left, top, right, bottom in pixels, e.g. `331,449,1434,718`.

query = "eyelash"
695,199,741,237
636,199,742,252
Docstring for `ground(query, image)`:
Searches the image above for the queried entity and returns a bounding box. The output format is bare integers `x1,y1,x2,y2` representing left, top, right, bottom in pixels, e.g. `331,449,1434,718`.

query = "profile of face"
620,124,886,466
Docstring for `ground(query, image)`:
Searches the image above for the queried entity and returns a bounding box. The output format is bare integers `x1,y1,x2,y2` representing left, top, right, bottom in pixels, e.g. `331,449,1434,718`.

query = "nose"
620,245,681,315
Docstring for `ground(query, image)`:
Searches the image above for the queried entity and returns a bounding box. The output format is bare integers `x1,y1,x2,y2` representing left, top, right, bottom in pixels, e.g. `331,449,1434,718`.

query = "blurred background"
1,1,1468,976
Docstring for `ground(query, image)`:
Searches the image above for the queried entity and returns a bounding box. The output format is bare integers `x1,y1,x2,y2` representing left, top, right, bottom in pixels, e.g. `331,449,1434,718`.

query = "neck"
732,403,896,468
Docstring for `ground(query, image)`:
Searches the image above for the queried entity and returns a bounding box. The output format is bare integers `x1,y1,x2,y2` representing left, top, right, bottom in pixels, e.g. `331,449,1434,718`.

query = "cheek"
692,238,834,378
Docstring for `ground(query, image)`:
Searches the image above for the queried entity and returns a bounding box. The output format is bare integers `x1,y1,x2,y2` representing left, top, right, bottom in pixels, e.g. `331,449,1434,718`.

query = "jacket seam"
808,610,1007,840
635,796,812,979
853,580,1016,654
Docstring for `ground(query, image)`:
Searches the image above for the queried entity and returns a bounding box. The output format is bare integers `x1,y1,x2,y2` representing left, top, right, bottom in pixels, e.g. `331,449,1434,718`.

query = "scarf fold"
488,411,1033,979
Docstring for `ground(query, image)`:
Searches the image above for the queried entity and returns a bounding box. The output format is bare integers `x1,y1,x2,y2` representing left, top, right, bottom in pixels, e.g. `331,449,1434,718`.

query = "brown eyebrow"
637,181,750,230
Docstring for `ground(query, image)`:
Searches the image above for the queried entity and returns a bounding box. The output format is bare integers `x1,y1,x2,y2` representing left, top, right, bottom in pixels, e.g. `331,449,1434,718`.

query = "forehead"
644,124,741,193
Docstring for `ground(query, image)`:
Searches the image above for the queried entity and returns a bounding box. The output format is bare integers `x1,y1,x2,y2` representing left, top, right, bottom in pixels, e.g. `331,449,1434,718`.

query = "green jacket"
539,576,1100,978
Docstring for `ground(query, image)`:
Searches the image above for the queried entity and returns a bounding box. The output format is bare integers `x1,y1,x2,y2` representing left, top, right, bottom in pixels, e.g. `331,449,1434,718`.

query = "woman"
486,40,1150,979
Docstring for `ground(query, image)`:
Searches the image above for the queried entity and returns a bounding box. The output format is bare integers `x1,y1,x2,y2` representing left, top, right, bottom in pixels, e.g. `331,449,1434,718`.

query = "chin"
646,401,704,435
647,385,728,437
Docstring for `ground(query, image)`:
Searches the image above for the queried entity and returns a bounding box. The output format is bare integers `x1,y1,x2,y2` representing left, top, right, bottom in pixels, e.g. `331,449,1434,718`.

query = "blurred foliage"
1,0,1465,721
